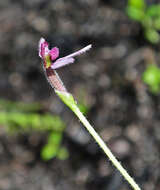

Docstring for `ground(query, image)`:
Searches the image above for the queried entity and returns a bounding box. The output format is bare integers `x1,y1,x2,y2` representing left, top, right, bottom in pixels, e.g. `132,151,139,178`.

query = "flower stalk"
39,38,141,190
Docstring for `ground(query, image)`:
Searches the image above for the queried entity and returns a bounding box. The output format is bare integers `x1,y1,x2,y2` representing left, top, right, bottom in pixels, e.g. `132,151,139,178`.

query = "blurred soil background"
0,0,160,189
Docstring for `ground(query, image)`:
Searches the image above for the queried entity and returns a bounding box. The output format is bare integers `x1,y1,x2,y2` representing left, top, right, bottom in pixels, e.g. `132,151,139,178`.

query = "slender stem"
43,67,141,190
70,104,141,190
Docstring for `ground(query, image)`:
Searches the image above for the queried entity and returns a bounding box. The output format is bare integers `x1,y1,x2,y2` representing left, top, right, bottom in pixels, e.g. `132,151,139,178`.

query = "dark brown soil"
0,0,160,189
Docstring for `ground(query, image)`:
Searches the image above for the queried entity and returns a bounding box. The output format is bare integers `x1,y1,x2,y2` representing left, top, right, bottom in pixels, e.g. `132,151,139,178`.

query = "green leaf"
57,147,69,160
78,103,89,115
142,15,153,28
41,144,59,161
41,131,64,161
143,65,160,84
154,17,160,30
146,5,160,17
41,114,65,131
145,29,160,43
0,99,41,112
0,98,67,161
55,90,77,112
128,0,146,10
0,110,65,133
0,112,7,125
29,114,41,128
150,84,160,94
126,6,145,21
47,131,62,145
143,65,160,93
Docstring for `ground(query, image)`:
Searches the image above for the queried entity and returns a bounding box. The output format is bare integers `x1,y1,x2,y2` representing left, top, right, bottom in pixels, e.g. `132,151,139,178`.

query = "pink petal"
51,57,75,70
38,37,49,58
62,44,92,59
39,38,45,58
50,47,59,61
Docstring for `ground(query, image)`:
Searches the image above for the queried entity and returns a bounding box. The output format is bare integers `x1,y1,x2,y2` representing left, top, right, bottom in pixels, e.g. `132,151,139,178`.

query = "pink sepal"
50,47,59,61
51,57,75,69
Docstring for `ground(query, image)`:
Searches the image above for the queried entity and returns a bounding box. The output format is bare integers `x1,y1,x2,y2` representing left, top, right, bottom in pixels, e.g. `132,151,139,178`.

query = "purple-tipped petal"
51,57,75,70
50,47,59,61
39,37,49,58
62,44,92,59
39,38,45,58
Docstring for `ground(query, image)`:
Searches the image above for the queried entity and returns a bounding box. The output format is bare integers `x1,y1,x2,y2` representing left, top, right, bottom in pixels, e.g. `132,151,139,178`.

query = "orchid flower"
38,38,141,190
39,37,92,70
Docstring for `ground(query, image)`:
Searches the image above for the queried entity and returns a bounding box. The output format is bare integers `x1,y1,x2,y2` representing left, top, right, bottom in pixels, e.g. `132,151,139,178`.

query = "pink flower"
39,37,92,69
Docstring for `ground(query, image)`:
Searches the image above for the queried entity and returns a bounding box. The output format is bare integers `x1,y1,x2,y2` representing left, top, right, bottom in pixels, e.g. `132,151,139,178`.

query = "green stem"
73,106,141,190
55,90,141,190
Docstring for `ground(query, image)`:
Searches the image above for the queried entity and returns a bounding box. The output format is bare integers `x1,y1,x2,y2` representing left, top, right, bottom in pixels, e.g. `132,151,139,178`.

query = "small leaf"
57,147,69,160
154,17,160,30
47,131,62,145
0,112,7,125
55,90,77,112
41,144,59,161
143,65,160,93
150,84,160,94
145,29,160,43
126,6,145,21
146,5,160,17
128,0,146,10
78,103,89,115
